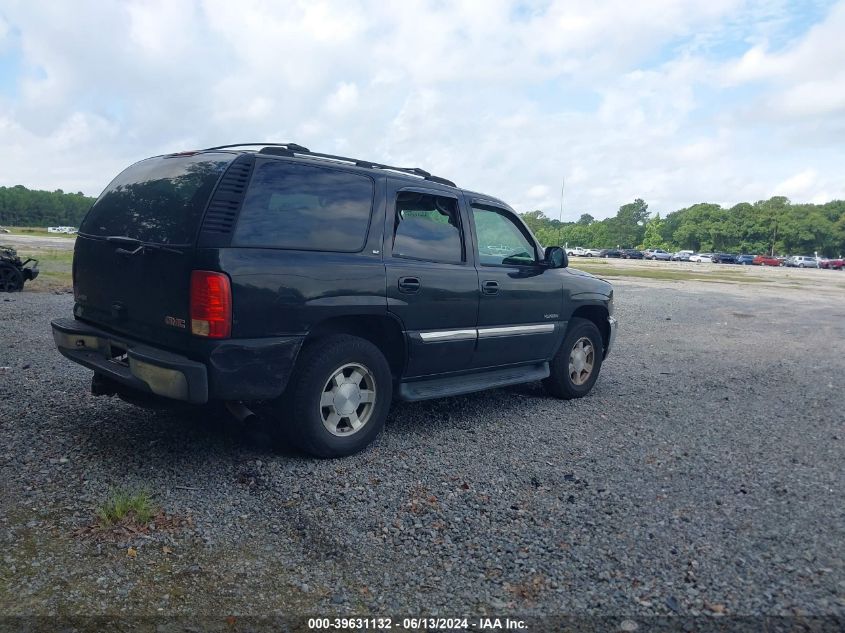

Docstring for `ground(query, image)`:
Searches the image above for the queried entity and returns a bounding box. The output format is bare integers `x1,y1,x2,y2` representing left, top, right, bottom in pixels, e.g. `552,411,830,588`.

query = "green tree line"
2,184,843,256
0,185,95,227
522,197,845,257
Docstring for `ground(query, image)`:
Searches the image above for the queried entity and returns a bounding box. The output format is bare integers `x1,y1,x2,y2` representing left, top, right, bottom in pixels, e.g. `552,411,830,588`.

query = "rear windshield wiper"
106,235,184,256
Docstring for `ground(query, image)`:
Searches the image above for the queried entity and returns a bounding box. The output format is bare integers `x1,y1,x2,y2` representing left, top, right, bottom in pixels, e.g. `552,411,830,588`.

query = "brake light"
190,271,231,338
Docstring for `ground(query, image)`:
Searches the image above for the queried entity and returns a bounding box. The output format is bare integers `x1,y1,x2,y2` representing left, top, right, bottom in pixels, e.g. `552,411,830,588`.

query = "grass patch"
14,249,73,291
570,257,608,264
572,265,767,284
96,488,157,527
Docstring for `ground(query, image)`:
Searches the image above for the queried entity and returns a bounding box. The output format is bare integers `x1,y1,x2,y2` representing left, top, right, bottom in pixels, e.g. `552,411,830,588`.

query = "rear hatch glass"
81,153,234,244
74,153,234,349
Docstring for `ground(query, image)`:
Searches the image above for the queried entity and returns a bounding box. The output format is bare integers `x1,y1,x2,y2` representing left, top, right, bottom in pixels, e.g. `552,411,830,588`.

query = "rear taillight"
190,270,231,338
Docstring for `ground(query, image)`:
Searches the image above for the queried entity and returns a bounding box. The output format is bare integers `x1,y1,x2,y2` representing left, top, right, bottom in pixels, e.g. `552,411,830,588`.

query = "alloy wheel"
568,337,595,386
319,362,377,436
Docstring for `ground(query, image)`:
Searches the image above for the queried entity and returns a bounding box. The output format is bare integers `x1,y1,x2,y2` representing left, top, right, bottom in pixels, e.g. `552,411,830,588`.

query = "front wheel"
272,334,392,458
543,318,604,399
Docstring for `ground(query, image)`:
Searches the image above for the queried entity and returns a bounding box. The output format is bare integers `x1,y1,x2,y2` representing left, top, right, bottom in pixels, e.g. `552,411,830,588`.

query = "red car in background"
820,258,844,270
753,255,782,266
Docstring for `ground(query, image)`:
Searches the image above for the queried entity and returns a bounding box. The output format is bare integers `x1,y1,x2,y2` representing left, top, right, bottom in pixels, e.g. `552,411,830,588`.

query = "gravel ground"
0,279,843,623
0,233,75,251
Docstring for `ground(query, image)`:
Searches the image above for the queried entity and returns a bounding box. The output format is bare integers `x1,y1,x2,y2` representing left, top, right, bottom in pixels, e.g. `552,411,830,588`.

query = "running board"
398,362,549,402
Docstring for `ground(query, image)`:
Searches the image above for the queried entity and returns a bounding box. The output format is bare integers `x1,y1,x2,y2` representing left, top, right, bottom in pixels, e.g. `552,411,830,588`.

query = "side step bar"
398,362,549,402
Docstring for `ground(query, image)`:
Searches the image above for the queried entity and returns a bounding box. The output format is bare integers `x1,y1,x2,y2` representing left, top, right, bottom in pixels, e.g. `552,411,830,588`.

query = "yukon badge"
165,316,186,329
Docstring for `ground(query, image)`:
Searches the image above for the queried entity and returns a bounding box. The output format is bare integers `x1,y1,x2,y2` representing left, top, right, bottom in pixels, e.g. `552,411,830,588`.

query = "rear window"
81,153,233,244
232,160,374,252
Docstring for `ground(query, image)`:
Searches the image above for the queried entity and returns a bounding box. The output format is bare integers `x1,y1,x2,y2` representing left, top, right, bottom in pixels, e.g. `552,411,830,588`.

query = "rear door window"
232,160,374,252
392,192,464,264
81,153,234,244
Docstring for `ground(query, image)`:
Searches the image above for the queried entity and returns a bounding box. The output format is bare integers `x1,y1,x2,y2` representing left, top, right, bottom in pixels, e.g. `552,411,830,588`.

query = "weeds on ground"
96,488,157,527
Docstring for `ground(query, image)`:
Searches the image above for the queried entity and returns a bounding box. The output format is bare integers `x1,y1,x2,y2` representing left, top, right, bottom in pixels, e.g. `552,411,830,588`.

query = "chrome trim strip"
418,323,557,342
477,323,555,338
419,329,477,342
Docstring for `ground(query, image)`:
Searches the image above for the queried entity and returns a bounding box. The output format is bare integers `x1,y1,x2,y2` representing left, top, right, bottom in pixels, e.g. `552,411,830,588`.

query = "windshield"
80,153,234,244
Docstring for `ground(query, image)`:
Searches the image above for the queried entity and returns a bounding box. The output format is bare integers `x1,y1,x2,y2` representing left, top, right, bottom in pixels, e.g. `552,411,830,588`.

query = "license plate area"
108,342,129,366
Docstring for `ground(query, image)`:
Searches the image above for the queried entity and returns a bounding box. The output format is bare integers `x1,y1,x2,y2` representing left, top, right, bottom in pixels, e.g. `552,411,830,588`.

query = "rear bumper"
51,318,303,404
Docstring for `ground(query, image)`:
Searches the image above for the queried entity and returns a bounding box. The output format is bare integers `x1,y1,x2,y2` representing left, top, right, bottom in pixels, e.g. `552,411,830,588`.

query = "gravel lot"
1,277,843,623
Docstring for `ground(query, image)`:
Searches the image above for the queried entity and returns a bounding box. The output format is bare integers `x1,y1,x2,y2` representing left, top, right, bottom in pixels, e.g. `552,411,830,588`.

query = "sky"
0,0,843,220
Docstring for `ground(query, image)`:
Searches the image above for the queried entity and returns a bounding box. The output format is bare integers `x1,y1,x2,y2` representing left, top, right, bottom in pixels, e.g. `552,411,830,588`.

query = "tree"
606,198,649,248
641,214,667,249
577,213,594,225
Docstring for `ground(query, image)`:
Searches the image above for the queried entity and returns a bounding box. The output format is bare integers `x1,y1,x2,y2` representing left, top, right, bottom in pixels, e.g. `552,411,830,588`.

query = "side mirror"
544,246,567,269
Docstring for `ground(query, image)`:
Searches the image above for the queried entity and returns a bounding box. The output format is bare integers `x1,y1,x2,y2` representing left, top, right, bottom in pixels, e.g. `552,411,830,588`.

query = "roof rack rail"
203,142,310,154
200,142,456,188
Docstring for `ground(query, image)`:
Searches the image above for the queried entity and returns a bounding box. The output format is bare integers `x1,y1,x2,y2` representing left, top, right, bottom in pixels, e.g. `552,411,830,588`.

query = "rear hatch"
74,152,235,351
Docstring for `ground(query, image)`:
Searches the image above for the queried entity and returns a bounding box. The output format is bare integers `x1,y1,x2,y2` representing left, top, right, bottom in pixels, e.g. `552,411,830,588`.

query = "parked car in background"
621,249,644,259
567,246,586,256
671,250,694,261
753,255,781,266
601,249,623,258
819,258,844,270
689,253,712,263
711,252,738,264
644,249,671,261
784,256,819,268
582,248,603,257
734,254,754,265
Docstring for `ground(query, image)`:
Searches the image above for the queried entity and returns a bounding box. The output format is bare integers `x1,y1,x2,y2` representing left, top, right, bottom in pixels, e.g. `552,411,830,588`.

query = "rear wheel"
543,318,604,400
0,264,23,292
272,334,392,458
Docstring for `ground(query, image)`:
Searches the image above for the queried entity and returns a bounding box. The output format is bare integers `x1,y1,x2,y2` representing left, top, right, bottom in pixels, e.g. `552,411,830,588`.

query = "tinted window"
471,205,536,266
81,153,233,244
233,160,374,252
392,192,463,264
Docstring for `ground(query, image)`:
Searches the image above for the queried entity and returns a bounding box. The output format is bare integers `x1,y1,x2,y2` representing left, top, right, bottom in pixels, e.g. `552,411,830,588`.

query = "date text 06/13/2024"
307,617,528,630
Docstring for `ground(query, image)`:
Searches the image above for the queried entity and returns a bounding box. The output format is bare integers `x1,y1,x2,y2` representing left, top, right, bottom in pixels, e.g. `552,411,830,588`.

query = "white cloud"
324,82,360,117
0,13,10,43
0,0,843,218
774,169,818,197
527,185,550,199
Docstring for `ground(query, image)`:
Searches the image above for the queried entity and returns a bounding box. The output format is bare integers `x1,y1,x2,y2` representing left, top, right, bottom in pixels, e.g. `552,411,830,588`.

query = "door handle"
482,280,499,295
398,276,421,294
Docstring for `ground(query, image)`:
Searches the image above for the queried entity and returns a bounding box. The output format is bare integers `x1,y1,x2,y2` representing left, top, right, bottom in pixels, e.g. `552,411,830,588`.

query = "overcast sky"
1,0,843,220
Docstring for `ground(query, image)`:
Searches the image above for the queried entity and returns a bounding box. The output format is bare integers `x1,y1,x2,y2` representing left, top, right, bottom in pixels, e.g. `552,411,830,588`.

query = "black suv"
51,143,617,457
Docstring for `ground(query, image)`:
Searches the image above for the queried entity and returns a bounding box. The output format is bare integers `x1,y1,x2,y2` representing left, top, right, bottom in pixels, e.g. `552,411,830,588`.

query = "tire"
0,263,24,292
586,253,593,257
272,334,392,458
542,318,604,400
798,264,804,268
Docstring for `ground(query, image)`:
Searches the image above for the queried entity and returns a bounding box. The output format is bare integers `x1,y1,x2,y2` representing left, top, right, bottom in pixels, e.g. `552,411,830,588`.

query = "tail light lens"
190,270,231,338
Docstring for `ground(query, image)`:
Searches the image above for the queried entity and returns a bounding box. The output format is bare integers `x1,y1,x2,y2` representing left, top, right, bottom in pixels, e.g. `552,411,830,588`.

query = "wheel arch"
569,303,610,354
303,314,406,379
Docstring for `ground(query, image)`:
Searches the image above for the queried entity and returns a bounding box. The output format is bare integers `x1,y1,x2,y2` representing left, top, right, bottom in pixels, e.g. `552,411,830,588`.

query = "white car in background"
689,253,713,262
582,248,603,257
567,247,586,256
